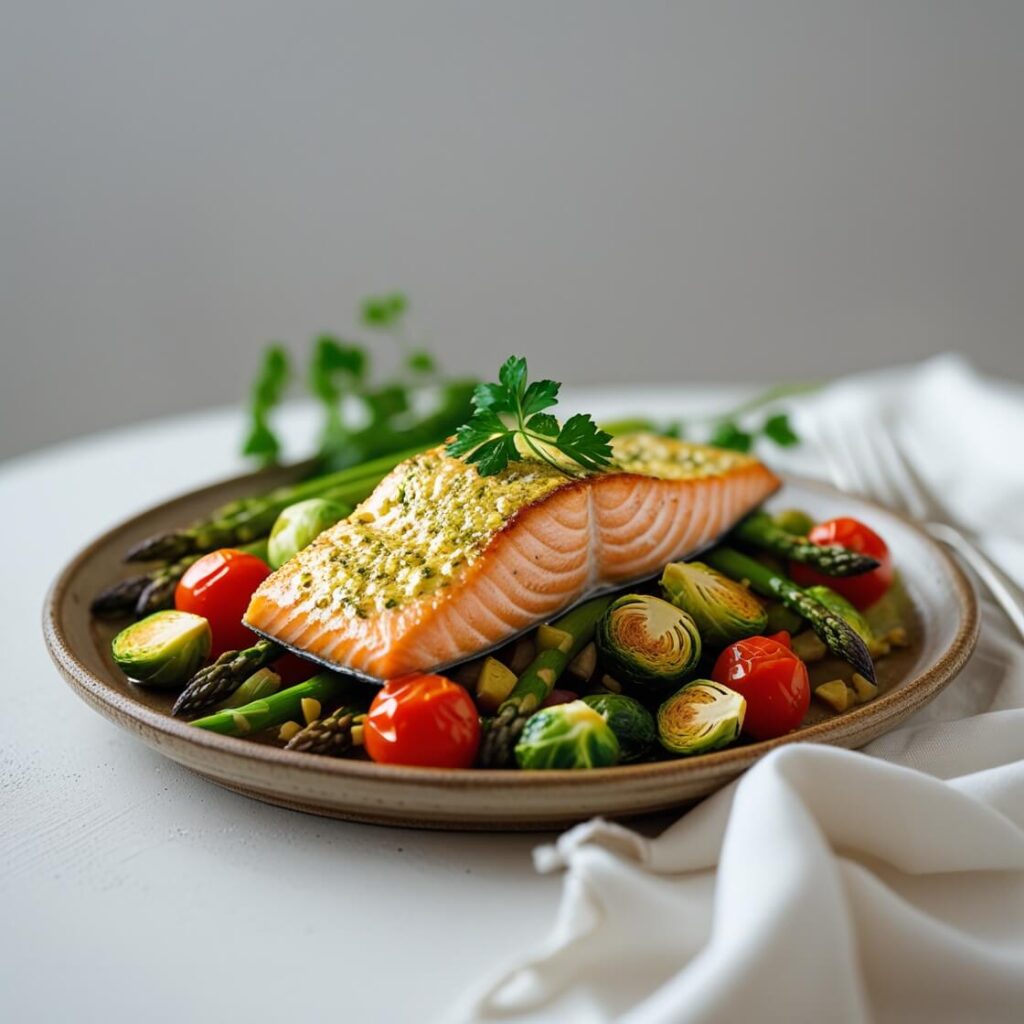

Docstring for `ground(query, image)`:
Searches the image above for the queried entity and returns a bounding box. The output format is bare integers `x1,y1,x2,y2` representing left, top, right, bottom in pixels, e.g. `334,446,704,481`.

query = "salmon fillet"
245,434,780,679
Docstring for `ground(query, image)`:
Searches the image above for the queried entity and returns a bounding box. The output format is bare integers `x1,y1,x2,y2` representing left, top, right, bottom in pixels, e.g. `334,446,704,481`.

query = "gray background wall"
3,1,1023,462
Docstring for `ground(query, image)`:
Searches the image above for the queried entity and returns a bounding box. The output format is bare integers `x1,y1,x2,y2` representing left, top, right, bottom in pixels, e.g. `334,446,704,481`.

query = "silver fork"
812,417,1024,641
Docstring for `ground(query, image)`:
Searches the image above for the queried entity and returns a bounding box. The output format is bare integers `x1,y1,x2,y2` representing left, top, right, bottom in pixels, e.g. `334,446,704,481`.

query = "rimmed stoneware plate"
44,466,978,831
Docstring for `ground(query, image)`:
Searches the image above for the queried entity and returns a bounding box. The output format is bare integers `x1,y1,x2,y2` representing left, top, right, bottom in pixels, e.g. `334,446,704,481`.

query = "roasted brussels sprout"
773,508,815,536
660,561,768,647
111,610,212,688
597,594,701,687
268,498,350,569
514,700,620,769
657,680,746,755
581,693,656,763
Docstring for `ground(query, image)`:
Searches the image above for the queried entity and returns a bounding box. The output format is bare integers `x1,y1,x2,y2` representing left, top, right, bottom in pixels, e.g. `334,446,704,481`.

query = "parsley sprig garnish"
446,356,614,477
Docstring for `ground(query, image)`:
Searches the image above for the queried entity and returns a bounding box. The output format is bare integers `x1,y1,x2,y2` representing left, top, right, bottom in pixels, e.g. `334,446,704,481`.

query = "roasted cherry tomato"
272,651,317,685
174,548,270,657
712,634,810,741
364,674,481,769
790,517,893,610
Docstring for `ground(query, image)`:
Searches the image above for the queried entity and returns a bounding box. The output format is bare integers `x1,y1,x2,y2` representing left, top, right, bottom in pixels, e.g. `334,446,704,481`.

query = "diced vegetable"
514,701,620,770
597,594,701,688
815,672,880,713
567,642,597,682
364,674,480,768
660,561,767,647
267,498,350,569
791,630,827,662
790,517,893,610
537,623,573,653
815,680,852,712
214,667,281,710
581,693,656,763
111,610,212,688
474,657,518,713
478,597,612,768
657,680,746,755
851,672,879,703
711,634,810,740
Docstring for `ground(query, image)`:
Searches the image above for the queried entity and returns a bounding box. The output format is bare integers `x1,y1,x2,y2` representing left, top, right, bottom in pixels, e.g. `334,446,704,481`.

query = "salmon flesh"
244,434,780,680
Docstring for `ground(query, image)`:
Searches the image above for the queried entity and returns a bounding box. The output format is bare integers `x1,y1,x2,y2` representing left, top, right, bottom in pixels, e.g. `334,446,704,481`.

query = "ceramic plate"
44,465,978,830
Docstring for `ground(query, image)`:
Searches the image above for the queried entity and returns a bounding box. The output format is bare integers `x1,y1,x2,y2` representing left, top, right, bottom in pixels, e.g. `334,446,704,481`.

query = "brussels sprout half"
596,594,701,688
268,498,351,569
581,693,656,763
111,610,212,688
514,701,620,770
657,679,746,755
660,561,768,648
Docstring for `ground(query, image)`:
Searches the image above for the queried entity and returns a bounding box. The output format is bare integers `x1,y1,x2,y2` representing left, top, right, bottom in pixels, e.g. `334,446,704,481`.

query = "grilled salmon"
244,434,780,679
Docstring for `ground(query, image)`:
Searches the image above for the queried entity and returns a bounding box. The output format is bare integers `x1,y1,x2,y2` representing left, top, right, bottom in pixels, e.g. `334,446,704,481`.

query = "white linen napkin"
451,355,1024,1024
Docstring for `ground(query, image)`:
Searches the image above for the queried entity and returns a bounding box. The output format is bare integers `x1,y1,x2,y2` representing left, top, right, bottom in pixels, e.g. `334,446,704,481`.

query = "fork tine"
865,421,938,520
816,416,875,499
849,421,910,512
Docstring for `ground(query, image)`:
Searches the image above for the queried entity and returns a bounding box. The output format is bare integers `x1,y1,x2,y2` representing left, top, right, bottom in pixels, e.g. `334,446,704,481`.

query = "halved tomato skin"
174,548,271,657
711,635,810,740
364,674,481,769
791,517,893,610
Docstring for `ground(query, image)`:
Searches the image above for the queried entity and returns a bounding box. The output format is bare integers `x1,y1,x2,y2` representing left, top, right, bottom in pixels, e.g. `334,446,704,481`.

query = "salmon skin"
245,434,780,681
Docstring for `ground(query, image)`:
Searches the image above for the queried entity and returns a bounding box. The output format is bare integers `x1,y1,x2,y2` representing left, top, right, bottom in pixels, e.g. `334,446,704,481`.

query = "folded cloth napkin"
451,355,1024,1024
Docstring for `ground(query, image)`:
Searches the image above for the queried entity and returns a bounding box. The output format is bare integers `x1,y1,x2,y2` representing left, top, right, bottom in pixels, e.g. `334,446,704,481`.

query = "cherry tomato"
364,674,481,769
541,689,579,708
790,517,893,610
712,635,810,741
174,548,271,657
273,651,317,685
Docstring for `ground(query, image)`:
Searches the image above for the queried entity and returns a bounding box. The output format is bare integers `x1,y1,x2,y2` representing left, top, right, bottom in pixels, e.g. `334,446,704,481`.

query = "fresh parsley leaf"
309,336,366,403
361,292,408,329
407,350,436,374
526,412,559,437
498,355,528,397
445,356,614,477
446,410,507,457
522,379,560,416
762,412,799,447
556,414,614,470
466,433,519,476
709,420,753,452
241,345,290,466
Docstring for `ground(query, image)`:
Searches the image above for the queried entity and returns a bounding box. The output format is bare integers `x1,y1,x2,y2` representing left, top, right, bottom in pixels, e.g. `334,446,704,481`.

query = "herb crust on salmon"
244,434,780,679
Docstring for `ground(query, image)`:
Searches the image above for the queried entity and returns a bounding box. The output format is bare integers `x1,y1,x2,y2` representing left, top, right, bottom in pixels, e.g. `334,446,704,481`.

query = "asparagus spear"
93,540,269,620
190,673,350,736
705,546,876,681
90,574,151,617
125,446,430,563
478,596,613,768
732,512,879,577
172,639,285,717
285,705,366,756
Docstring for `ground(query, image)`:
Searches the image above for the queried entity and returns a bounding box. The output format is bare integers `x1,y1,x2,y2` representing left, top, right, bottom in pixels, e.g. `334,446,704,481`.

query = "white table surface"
2,387,754,1024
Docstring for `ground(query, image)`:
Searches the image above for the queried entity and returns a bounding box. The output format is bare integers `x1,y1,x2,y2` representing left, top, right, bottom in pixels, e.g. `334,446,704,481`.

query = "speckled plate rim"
43,472,979,805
